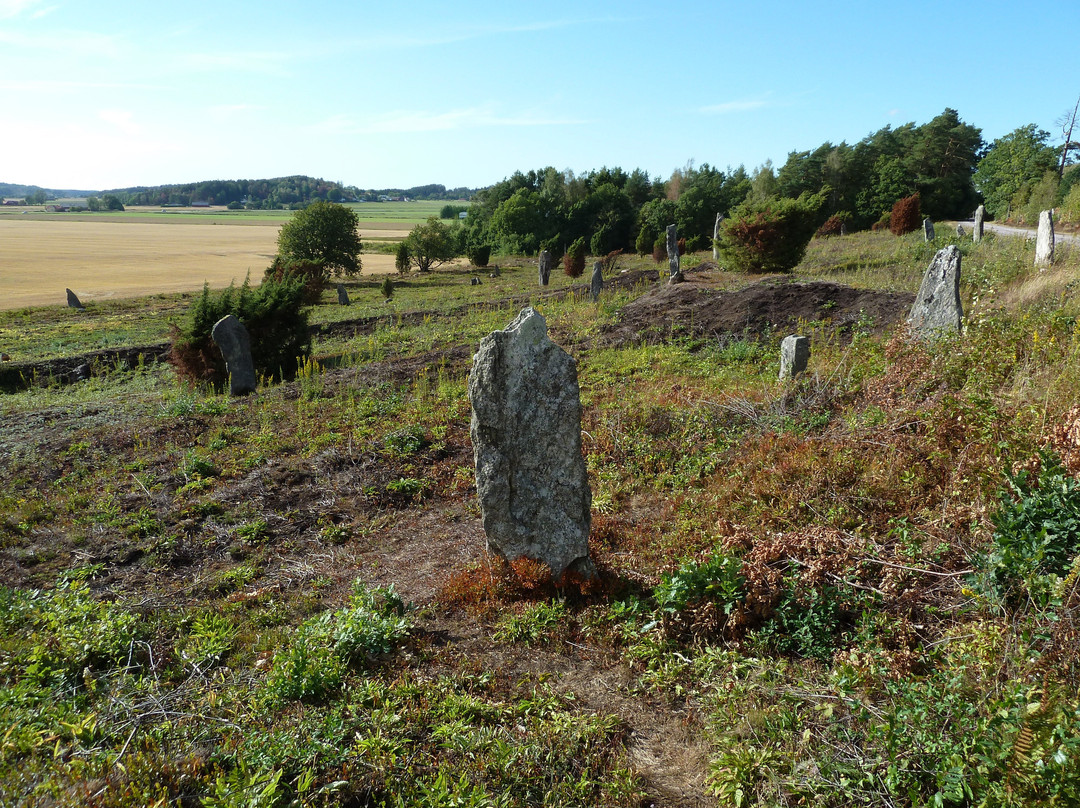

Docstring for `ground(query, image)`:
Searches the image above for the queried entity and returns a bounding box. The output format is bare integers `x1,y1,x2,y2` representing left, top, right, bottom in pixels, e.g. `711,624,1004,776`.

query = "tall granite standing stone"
666,224,682,283
336,283,350,305
1035,209,1055,268
66,289,84,309
908,245,963,337
712,213,723,260
590,262,604,301
923,218,935,242
211,314,257,396
974,204,985,242
468,307,593,579
538,250,553,287
779,335,810,380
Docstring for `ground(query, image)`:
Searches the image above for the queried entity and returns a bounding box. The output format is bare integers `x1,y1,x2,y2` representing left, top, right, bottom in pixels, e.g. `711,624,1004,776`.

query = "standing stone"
974,205,985,242
590,261,604,301
956,224,965,237
666,224,682,283
336,283,350,306
779,335,810,380
66,288,84,309
211,314,257,396
712,213,723,260
908,245,963,337
470,277,482,286
468,307,593,579
538,250,552,287
1035,209,1055,268
923,217,935,242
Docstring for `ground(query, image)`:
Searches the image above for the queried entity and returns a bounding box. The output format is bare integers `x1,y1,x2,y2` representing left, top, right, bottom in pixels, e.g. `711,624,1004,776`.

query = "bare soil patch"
602,265,914,347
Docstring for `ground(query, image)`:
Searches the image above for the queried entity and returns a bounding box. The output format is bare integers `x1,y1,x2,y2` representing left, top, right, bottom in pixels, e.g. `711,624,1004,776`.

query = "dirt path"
958,218,1080,244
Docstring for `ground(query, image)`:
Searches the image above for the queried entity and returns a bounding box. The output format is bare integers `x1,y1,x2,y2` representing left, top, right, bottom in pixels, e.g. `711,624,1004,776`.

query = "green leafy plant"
654,553,744,615
717,191,825,273
276,200,362,277
182,611,238,668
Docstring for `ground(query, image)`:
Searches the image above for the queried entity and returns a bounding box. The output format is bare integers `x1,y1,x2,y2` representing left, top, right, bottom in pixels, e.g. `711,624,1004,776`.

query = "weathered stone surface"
956,224,965,237
489,265,501,278
908,245,963,336
66,288,83,309
666,224,682,283
923,218,935,241
1035,209,1055,268
779,335,810,380
468,307,593,579
590,262,604,301
211,314,257,396
974,205,985,242
713,213,723,260
538,250,553,287
336,284,350,305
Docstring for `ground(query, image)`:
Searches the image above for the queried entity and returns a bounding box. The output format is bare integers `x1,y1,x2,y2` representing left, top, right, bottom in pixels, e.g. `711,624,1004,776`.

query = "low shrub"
467,244,491,267
651,236,666,263
889,193,921,236
263,256,327,305
564,237,586,278
170,275,311,387
717,191,826,273
815,213,846,238
394,240,410,273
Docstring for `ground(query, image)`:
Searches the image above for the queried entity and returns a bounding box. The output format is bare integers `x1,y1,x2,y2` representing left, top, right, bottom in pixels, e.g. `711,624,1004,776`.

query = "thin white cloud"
175,51,290,76
309,106,587,136
699,99,769,115
0,0,42,19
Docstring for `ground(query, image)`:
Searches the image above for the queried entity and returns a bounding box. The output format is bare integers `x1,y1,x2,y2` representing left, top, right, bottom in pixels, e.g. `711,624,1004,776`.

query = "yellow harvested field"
0,219,397,310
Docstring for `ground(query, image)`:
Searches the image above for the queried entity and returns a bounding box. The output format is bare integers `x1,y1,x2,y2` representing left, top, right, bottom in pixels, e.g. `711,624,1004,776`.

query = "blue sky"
1,0,1075,192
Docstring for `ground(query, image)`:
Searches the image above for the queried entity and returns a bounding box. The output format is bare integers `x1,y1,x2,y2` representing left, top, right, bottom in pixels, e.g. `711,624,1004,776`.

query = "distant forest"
0,178,476,208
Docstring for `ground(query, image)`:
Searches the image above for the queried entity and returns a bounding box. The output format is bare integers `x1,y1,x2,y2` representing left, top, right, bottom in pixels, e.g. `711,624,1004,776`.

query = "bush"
170,275,311,387
652,236,666,263
394,240,410,274
717,191,826,273
635,225,654,256
263,256,327,305
467,244,491,267
815,213,846,238
889,193,922,236
439,204,466,219
871,212,891,232
564,237,586,278
404,216,458,272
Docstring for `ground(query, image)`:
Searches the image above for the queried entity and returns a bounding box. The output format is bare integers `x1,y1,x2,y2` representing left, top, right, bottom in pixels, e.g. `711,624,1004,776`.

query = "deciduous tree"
276,201,362,277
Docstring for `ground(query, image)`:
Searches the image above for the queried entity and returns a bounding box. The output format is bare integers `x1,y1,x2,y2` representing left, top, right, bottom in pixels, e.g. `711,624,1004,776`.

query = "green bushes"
276,200,362,277
466,244,491,267
262,256,327,305
170,275,311,387
716,191,825,273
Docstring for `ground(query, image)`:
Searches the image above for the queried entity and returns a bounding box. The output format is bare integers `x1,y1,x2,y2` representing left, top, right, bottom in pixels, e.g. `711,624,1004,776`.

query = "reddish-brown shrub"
652,237,666,263
889,194,921,236
871,213,891,232
563,237,586,278
815,214,845,238
677,238,687,255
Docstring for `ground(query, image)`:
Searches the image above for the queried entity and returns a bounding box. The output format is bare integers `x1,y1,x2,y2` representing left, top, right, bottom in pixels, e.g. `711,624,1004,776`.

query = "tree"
973,124,1058,219
395,240,411,274
276,201,362,277
102,194,124,212
404,217,458,272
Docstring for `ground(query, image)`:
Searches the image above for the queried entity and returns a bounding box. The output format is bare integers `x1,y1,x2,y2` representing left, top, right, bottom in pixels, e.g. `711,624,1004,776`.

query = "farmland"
2,228,1080,806
0,201,451,310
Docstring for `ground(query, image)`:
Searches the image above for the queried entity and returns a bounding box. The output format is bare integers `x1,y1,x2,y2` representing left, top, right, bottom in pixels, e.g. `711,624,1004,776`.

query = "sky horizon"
2,0,1077,193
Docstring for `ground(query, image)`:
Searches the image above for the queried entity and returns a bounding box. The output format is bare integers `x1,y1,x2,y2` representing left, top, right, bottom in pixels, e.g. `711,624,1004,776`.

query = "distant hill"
0,177,477,208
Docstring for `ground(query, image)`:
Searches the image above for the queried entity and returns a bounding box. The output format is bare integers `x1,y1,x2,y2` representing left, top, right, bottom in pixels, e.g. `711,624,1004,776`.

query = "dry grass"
0,218,399,310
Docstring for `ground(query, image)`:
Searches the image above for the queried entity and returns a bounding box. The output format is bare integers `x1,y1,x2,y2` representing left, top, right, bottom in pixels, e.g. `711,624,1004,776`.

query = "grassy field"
0,203,456,310
3,230,1080,806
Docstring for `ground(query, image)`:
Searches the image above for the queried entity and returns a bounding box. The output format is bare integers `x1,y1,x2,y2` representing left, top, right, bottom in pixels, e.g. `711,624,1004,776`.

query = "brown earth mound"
602,274,915,347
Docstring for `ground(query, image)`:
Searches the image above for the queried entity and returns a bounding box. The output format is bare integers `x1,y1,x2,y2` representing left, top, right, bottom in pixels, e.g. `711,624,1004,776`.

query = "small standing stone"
923,218,935,242
538,250,552,287
66,289,84,309
974,205,985,242
712,213,723,260
470,277,482,286
779,335,810,380
336,284,350,306
666,224,682,283
956,224,965,237
590,262,604,301
468,307,593,579
1035,209,1055,268
489,265,501,278
908,245,963,337
211,314,257,396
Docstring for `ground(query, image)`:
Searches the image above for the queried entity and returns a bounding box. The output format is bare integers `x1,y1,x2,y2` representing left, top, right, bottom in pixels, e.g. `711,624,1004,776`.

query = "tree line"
458,107,1080,260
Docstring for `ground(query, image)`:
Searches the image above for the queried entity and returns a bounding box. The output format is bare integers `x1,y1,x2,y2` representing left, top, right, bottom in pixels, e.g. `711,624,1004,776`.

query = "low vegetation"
2,227,1080,806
